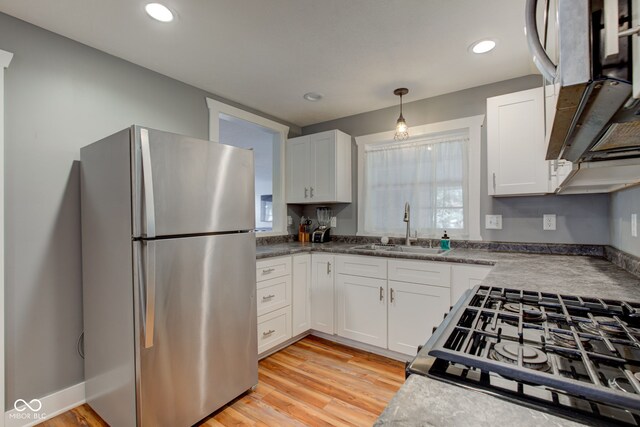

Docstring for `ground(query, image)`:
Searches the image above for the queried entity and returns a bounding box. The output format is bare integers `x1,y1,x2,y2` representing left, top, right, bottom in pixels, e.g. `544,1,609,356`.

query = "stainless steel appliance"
408,285,640,426
525,0,640,162
80,126,258,427
312,206,332,243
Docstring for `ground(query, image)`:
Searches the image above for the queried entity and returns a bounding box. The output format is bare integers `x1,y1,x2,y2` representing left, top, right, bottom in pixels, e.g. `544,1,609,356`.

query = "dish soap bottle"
440,230,450,250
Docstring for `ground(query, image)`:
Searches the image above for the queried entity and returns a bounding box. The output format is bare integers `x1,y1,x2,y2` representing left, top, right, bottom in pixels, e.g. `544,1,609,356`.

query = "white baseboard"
4,382,85,427
310,331,412,362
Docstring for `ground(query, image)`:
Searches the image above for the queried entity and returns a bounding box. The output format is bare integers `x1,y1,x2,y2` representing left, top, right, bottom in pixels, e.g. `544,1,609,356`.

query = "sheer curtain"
362,131,469,236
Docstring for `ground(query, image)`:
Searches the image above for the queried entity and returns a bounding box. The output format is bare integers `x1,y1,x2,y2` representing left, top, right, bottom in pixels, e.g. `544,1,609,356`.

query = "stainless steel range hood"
527,0,640,164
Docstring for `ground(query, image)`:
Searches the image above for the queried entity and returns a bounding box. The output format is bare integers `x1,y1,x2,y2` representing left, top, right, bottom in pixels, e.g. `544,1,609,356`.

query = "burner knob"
432,326,438,334
417,345,423,354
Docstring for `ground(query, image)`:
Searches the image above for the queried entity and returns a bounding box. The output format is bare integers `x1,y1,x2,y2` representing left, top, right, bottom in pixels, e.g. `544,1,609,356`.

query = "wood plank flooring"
38,336,405,426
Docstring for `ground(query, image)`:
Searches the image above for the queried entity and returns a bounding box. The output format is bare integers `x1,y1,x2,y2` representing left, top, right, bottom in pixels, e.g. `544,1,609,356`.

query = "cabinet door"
388,281,450,356
309,131,336,202
292,254,311,336
450,265,492,306
336,274,387,347
286,136,310,203
310,254,335,334
487,87,549,196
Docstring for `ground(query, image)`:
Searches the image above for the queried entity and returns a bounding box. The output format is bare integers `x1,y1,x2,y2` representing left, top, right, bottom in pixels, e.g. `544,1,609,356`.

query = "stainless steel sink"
388,246,448,255
349,244,396,251
350,244,448,255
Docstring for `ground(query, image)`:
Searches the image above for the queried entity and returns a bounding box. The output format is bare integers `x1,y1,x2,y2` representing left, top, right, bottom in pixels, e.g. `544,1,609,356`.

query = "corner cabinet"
310,254,335,334
487,87,550,196
285,130,352,204
291,254,312,336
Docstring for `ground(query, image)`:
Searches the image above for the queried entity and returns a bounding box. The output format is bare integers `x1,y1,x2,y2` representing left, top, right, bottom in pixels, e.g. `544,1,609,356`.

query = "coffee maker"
312,207,332,243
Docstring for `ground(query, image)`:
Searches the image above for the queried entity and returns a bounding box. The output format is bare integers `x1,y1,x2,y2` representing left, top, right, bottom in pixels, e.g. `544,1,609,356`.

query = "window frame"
356,115,484,240
206,97,289,237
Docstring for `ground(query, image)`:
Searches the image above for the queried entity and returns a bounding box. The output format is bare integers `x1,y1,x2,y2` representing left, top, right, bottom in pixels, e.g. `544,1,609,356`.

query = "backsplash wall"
300,75,610,245
610,185,640,257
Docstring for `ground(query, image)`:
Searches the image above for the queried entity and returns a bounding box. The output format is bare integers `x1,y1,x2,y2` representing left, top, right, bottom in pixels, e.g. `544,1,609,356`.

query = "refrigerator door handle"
140,128,156,239
141,240,156,348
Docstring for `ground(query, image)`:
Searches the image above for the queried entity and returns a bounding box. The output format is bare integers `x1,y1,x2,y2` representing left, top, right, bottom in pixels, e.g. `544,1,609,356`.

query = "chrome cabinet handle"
304,187,308,198
262,267,275,274
524,0,557,81
310,187,314,198
379,286,384,301
492,172,496,191
263,329,276,337
262,294,276,301
327,261,332,274
390,288,395,303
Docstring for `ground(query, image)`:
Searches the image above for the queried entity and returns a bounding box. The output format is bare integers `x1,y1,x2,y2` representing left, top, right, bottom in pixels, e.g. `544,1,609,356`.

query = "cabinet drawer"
257,275,292,316
388,260,451,287
335,255,387,279
256,256,291,281
257,306,292,354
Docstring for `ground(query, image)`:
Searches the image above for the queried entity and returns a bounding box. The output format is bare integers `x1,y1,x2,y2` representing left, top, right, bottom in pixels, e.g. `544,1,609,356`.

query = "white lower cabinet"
292,254,312,336
387,280,450,356
336,274,387,347
450,264,492,305
257,306,291,354
311,254,335,334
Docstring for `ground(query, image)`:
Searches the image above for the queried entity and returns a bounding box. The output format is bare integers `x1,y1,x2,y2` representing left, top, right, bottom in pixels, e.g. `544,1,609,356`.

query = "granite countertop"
257,241,640,426
256,241,640,300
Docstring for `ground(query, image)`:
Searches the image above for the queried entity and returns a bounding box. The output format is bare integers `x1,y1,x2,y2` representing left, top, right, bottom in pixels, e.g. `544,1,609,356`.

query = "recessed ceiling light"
303,92,323,102
470,39,496,54
145,3,174,22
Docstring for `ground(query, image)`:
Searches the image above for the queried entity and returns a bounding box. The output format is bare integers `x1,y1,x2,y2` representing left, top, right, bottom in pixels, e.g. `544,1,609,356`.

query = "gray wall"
301,75,610,244
610,185,640,256
0,12,299,407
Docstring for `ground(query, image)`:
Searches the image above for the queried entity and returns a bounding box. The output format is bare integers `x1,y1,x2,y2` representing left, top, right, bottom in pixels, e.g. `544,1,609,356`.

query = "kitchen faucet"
403,202,412,246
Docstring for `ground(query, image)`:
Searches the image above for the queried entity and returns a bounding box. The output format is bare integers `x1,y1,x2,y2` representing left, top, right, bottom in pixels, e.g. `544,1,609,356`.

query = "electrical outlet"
330,216,337,228
287,216,293,226
485,215,502,230
632,214,638,237
543,214,556,231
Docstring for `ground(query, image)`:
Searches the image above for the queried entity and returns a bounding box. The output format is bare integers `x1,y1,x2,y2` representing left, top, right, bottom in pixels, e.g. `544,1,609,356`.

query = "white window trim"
356,115,484,241
206,98,289,237
0,48,13,427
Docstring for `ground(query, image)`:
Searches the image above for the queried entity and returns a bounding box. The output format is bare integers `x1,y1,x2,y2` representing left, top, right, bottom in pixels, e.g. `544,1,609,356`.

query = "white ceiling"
0,0,537,127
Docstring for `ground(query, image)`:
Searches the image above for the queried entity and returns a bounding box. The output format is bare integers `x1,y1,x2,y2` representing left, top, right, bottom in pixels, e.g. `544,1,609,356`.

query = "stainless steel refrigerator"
80,126,258,427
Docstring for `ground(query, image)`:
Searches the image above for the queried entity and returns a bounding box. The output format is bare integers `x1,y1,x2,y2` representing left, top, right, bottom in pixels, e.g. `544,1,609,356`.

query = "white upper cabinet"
487,87,550,196
286,130,352,204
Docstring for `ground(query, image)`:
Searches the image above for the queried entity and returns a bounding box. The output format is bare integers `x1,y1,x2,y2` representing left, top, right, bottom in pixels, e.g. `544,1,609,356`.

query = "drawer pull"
262,294,276,301
379,286,384,301
262,267,275,274
262,329,276,337
390,287,395,303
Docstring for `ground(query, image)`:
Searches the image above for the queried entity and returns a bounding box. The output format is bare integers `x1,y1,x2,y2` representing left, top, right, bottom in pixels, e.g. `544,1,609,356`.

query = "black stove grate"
422,285,640,424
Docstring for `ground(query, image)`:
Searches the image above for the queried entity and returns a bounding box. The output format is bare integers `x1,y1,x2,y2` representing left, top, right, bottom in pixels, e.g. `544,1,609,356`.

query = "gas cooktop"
407,285,640,426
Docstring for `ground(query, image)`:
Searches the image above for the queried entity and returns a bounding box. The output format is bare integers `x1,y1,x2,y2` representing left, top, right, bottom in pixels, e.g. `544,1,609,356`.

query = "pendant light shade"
394,88,409,140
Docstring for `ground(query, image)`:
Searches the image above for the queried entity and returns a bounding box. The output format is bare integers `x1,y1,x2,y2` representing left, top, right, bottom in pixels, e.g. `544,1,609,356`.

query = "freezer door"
134,233,257,427
132,126,255,238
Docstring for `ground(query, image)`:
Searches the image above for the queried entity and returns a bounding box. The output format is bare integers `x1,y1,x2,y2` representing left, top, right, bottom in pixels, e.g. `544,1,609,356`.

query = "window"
357,116,483,240
206,98,289,236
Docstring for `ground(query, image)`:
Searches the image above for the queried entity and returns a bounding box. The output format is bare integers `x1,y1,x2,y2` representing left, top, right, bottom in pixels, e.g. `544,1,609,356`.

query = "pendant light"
393,88,409,141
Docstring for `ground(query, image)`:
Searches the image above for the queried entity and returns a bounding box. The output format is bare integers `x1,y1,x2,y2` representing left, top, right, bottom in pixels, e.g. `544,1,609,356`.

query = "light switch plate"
330,216,337,228
485,214,502,230
287,216,293,226
543,214,556,231
632,214,638,237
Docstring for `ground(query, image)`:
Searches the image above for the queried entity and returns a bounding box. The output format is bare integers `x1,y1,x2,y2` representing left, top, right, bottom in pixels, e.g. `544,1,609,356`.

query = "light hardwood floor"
38,336,405,426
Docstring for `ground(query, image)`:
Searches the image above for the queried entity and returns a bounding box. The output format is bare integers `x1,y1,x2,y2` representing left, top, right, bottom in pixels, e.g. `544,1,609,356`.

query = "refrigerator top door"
132,126,255,238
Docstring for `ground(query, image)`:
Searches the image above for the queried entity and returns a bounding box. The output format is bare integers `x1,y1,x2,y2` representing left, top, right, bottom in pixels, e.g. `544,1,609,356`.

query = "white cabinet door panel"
292,254,312,336
309,131,336,202
311,254,335,334
335,255,387,279
388,281,450,356
336,274,387,347
256,256,292,281
256,275,291,317
257,306,292,354
450,265,492,305
388,259,450,287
